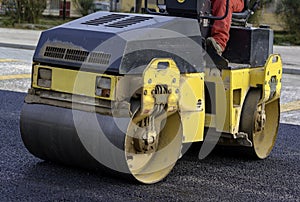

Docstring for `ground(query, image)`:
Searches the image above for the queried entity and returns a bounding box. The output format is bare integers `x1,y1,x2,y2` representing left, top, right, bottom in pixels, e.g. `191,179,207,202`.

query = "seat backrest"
232,0,260,26
243,0,251,11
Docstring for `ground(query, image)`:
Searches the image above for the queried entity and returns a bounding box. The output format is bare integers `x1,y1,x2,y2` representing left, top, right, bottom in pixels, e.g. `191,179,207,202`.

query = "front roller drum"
125,110,182,184
240,89,280,159
20,103,182,184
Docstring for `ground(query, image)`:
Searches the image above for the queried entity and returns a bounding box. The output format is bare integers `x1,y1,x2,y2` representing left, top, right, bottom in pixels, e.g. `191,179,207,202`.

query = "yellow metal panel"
52,68,86,95
32,66,39,88
249,68,265,87
32,65,117,100
261,54,283,103
205,66,265,134
142,59,180,114
179,73,205,143
225,69,251,134
204,114,216,128
203,55,282,136
204,68,229,132
181,112,204,142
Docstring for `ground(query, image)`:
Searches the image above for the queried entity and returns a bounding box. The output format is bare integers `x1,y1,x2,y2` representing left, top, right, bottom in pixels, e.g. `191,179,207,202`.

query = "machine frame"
20,0,282,184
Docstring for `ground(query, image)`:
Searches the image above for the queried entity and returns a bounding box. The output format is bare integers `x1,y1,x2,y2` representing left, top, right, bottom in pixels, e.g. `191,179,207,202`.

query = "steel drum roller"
20,103,183,184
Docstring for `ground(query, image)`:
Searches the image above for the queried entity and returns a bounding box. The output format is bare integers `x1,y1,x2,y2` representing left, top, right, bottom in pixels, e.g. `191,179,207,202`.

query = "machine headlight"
38,68,52,88
95,76,111,98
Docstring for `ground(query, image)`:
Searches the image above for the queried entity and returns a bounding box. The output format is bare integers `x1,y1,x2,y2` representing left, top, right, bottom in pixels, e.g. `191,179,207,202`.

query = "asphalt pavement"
0,90,299,201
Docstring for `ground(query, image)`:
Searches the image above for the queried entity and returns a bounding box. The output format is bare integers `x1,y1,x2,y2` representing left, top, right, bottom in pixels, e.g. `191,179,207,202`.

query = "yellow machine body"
28,54,282,143
19,5,283,184
204,55,282,135
29,58,207,143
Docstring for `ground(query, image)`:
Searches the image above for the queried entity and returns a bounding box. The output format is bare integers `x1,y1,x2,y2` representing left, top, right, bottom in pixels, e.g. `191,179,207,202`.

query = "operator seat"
232,0,256,26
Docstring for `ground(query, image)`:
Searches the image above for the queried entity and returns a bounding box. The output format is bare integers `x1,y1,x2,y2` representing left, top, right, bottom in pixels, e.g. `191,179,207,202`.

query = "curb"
283,67,300,75
0,42,36,51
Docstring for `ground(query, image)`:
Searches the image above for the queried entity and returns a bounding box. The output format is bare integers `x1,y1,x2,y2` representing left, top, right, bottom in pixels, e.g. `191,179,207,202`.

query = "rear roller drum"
240,89,280,159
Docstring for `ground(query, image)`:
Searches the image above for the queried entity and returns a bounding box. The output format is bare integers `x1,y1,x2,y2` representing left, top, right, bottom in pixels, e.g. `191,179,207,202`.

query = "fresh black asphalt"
1,90,299,201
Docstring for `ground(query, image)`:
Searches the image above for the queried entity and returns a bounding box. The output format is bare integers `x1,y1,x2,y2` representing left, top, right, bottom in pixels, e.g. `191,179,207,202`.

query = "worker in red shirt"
207,0,244,55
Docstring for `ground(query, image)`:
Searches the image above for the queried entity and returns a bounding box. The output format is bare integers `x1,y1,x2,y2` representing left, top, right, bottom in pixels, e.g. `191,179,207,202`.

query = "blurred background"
0,0,299,45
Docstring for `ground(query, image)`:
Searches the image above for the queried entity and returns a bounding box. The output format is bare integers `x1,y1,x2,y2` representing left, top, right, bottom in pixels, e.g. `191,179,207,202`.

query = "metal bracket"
233,132,253,147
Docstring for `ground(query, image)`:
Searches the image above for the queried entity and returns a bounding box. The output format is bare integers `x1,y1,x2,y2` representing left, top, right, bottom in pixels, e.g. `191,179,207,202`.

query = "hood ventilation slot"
81,14,129,26
105,16,153,28
44,46,111,65
65,49,89,62
44,46,66,59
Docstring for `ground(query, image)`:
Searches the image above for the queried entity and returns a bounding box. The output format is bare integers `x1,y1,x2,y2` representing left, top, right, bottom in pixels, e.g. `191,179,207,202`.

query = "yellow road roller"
20,0,282,184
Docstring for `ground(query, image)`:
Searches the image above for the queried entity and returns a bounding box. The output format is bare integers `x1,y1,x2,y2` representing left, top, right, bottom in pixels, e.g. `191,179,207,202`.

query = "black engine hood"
34,12,204,74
